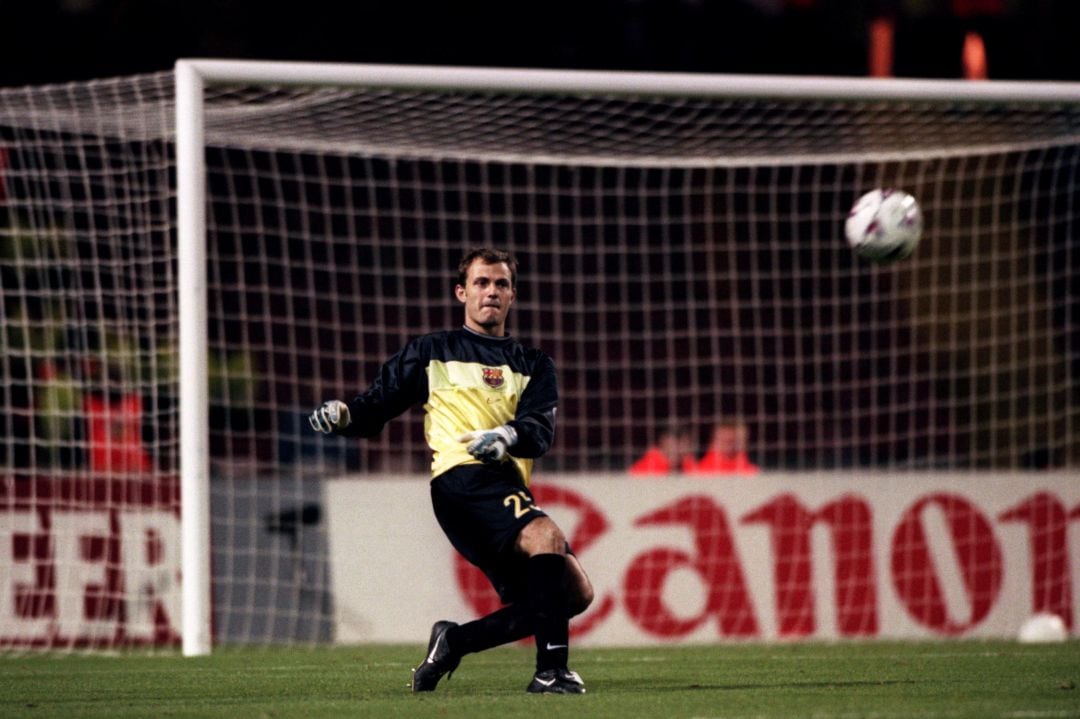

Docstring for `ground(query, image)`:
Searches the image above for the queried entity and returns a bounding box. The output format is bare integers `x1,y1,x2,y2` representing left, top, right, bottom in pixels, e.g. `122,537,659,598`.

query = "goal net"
0,62,1077,651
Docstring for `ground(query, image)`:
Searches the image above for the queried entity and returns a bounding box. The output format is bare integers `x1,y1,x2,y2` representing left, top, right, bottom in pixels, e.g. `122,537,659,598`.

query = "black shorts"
430,463,546,603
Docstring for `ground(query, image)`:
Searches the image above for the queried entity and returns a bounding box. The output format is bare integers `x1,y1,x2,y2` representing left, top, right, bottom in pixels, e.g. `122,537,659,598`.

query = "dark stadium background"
3,0,1079,473
1,0,1079,88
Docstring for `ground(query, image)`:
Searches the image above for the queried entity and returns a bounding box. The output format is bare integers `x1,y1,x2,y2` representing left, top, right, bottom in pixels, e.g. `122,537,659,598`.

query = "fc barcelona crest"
482,367,505,389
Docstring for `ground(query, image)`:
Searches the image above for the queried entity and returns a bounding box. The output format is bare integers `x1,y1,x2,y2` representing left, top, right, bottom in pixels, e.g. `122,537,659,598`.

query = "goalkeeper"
309,247,593,694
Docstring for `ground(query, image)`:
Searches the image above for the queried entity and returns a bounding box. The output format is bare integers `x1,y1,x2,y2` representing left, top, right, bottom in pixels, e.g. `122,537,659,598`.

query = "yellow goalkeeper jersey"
338,327,558,485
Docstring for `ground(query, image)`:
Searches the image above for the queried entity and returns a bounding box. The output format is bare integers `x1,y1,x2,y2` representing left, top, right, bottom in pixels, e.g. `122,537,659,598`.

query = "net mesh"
0,69,1077,648
196,82,1077,473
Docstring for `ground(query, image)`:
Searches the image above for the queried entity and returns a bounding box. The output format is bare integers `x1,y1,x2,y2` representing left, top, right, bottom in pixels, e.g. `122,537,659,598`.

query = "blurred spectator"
36,358,83,468
629,426,695,476
688,421,759,476
85,390,151,473
83,351,151,474
867,0,1030,79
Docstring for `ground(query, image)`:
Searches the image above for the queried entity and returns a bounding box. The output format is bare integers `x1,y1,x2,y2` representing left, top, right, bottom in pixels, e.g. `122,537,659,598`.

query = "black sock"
528,553,569,672
445,603,533,656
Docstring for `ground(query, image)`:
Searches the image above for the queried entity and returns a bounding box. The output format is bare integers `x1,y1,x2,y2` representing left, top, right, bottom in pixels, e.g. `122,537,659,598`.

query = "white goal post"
173,60,1079,655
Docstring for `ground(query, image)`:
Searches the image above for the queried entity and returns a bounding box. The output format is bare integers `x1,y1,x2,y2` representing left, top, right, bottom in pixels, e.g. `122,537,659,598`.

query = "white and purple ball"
845,188,923,264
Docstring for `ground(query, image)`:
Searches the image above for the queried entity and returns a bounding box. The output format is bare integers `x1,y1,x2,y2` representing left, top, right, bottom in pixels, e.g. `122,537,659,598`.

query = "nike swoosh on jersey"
545,642,567,650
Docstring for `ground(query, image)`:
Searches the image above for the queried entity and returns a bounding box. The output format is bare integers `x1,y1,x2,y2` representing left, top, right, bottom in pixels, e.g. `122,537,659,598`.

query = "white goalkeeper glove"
459,425,518,463
309,400,351,434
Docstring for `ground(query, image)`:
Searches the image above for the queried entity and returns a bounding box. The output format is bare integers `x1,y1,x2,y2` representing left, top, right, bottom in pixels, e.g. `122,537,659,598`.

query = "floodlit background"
1,0,1077,653
2,0,1079,88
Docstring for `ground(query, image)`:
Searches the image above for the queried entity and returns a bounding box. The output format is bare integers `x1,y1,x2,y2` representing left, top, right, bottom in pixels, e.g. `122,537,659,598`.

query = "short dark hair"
457,247,517,288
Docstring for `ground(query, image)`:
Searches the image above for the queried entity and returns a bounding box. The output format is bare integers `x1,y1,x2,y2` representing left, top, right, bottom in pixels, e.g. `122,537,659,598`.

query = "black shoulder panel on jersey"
339,329,558,458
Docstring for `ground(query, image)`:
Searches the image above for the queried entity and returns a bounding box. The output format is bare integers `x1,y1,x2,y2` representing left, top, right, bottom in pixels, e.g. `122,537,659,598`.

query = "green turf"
0,641,1077,718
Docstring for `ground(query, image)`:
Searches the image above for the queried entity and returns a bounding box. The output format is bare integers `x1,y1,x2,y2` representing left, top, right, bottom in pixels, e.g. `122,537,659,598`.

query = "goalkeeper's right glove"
458,425,518,463
309,400,351,434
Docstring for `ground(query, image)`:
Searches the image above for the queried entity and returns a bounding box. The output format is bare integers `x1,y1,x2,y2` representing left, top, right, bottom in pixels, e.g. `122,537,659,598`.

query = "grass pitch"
1,640,1077,718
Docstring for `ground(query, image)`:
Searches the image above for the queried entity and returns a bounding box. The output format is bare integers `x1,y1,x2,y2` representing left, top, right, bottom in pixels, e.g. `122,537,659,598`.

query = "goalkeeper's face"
456,259,517,336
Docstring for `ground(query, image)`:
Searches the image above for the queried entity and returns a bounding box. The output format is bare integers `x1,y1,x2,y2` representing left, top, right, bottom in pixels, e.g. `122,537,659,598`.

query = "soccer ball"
845,188,923,264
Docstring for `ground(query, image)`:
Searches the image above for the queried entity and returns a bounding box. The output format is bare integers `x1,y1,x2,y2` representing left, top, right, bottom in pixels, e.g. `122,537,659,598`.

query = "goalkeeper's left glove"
308,399,351,434
458,425,518,463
